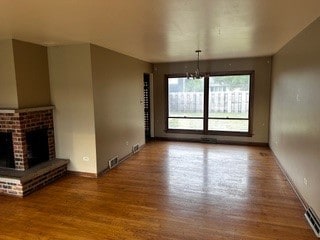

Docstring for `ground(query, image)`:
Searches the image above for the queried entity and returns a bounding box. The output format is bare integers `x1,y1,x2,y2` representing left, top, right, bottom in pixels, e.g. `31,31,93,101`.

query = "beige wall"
90,44,152,173
270,18,320,216
153,57,272,143
0,40,18,108
12,39,51,108
48,44,97,174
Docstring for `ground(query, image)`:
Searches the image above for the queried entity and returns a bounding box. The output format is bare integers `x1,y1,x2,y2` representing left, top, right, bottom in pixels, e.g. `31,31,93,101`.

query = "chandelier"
187,50,204,79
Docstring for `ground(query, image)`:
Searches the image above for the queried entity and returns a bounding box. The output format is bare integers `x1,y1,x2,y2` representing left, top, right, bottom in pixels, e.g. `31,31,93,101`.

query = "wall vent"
305,208,320,238
132,144,139,153
108,156,119,169
201,137,217,144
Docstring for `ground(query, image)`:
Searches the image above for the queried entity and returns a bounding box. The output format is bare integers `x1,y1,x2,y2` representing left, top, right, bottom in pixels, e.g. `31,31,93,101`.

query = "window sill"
165,129,203,134
207,131,253,137
165,129,253,137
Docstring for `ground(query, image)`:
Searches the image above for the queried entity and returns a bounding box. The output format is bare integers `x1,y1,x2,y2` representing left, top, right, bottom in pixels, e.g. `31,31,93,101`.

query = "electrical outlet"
126,141,129,146
82,156,89,162
304,178,308,186
296,93,301,102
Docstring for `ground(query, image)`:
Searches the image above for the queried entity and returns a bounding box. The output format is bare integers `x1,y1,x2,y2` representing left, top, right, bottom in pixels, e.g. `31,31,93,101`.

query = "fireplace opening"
26,129,49,168
0,132,15,168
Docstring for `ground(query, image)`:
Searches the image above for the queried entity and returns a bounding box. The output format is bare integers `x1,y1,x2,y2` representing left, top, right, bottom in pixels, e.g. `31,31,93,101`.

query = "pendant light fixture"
187,50,203,79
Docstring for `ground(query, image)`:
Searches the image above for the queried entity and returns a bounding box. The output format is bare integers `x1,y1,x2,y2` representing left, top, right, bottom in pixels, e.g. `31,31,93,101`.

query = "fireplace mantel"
0,106,55,114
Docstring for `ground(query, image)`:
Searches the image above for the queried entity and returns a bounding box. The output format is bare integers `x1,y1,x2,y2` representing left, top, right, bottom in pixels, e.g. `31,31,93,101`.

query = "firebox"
26,129,49,167
0,132,15,168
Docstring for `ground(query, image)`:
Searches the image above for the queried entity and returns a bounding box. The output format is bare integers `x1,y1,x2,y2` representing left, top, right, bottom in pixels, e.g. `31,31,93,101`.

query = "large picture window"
166,71,254,136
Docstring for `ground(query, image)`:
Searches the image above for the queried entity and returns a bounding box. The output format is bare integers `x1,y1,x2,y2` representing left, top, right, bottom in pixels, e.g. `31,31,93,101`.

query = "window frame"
165,71,254,137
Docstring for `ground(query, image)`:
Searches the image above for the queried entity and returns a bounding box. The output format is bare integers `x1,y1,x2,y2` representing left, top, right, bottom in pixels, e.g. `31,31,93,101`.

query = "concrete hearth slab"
0,159,69,197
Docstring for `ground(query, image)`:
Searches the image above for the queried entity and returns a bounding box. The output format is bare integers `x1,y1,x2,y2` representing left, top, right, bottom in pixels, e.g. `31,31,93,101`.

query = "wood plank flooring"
0,141,316,239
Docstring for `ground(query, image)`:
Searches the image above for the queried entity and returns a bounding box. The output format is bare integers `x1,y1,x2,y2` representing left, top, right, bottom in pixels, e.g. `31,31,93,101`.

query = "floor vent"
132,144,139,153
108,156,119,169
201,137,217,143
305,208,320,238
259,152,269,157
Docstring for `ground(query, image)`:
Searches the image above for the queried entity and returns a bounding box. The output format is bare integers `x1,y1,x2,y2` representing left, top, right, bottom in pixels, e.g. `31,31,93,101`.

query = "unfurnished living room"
0,1,320,239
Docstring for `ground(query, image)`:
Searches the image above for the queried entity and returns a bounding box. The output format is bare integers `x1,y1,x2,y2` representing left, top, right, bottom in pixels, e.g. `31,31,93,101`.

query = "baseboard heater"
305,208,320,238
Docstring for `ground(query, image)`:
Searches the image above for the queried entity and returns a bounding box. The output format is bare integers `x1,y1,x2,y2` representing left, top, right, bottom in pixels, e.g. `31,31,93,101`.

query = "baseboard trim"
68,171,98,178
67,144,146,178
97,143,146,177
154,137,269,147
270,149,308,210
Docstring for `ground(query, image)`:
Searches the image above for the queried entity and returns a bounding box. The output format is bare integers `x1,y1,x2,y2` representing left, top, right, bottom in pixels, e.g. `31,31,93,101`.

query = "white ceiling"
0,0,320,63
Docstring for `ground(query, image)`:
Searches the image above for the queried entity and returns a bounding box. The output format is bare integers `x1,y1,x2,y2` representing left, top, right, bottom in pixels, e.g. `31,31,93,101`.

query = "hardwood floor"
0,141,316,239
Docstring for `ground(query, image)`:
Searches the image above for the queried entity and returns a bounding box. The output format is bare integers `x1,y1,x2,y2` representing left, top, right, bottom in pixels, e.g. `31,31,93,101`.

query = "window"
168,77,204,131
208,75,250,133
166,72,254,136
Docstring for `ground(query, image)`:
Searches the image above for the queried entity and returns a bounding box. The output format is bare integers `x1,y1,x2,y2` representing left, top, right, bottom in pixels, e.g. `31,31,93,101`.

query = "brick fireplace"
0,107,55,170
0,106,68,197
